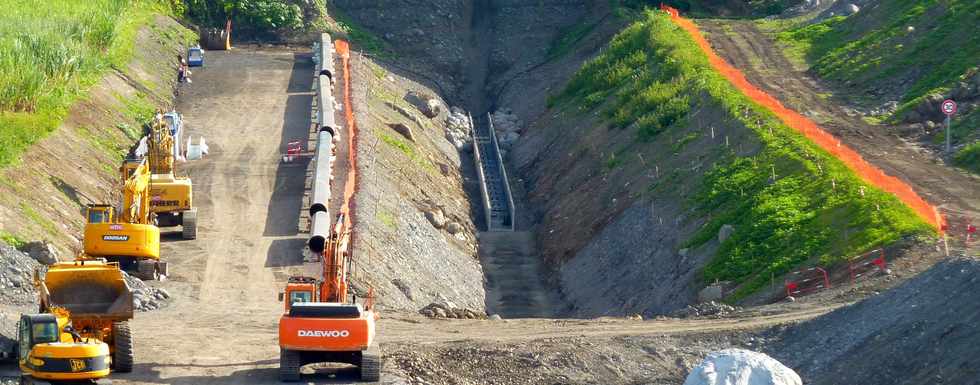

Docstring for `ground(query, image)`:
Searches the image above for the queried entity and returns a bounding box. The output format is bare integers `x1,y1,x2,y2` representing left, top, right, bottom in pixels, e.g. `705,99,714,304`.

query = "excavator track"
181,209,198,240
359,346,381,382
278,349,301,382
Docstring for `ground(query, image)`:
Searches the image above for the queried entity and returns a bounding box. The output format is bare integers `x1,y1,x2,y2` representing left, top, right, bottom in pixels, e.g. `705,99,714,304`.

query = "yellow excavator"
146,112,197,240
17,260,134,384
82,158,165,280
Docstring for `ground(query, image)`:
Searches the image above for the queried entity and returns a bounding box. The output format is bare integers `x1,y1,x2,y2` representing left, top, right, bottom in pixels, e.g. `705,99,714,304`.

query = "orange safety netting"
335,40,359,232
660,4,943,231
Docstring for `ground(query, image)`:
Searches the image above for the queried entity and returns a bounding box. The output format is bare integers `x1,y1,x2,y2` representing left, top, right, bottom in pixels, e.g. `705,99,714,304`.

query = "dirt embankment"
348,53,488,311
0,16,194,257
765,257,980,385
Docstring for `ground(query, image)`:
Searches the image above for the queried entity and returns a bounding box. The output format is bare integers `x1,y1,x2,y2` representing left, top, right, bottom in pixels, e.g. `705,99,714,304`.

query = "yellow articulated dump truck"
147,112,196,240
83,158,165,280
18,260,134,384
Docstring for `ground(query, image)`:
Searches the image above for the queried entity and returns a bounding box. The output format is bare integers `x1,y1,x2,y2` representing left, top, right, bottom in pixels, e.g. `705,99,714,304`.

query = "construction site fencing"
847,249,888,284
784,267,830,298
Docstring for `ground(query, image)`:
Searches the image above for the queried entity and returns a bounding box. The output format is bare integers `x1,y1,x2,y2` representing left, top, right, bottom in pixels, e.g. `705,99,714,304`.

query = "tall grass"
553,11,933,299
0,0,174,167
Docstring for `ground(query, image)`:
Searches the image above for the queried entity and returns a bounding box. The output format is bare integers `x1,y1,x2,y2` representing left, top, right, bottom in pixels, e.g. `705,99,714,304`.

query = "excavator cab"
86,205,114,224
279,276,316,312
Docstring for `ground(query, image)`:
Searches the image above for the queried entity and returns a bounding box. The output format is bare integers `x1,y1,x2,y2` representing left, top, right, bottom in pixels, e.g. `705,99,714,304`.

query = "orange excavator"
277,212,379,382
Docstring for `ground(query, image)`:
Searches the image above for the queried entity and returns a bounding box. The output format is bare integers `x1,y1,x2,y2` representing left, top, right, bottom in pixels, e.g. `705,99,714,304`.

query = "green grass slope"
613,0,802,17
772,0,980,172
551,10,933,298
0,0,182,168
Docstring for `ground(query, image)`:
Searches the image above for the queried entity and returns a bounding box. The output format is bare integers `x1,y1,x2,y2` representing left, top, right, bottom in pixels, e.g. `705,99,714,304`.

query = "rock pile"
684,349,802,385
0,241,40,306
20,241,59,265
419,301,486,319
403,91,442,119
671,301,740,318
445,107,473,151
491,109,523,153
122,272,171,312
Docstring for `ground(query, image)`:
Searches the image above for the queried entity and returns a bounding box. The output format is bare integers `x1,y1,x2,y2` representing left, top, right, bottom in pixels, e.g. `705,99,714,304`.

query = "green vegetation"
954,141,980,174
554,10,933,298
611,0,801,17
548,21,598,60
378,132,434,173
329,6,390,58
774,0,980,120
0,230,26,248
604,152,625,171
0,0,176,168
21,203,59,237
179,0,303,36
376,210,397,230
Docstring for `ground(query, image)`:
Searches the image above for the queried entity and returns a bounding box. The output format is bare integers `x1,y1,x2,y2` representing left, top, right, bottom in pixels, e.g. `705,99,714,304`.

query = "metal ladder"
472,113,515,232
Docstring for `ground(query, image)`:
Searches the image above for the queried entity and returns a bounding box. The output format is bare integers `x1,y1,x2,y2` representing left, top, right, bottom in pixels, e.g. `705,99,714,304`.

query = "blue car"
187,47,204,67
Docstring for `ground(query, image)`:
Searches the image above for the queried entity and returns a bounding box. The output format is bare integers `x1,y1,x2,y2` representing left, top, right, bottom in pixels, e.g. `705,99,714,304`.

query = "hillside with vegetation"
0,0,191,168
769,0,980,173
542,10,932,301
0,0,193,253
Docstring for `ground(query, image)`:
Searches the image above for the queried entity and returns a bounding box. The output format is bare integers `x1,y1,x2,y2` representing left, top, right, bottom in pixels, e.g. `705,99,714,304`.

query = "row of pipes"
309,33,338,254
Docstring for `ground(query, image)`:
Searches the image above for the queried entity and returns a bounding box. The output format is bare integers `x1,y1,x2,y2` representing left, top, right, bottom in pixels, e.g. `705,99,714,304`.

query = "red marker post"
942,99,957,153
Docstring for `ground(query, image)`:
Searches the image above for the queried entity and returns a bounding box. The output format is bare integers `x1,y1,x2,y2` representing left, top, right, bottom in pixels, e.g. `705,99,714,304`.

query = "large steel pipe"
308,210,330,253
318,33,335,83
309,129,334,216
317,74,337,135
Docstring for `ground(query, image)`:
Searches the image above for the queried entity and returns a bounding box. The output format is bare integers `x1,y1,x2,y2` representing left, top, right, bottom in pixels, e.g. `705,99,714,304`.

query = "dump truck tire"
112,321,134,373
279,349,301,382
360,346,381,382
182,209,197,240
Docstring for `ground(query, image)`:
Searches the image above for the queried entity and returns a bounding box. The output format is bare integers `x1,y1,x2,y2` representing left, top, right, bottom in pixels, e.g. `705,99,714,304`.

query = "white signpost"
942,99,956,153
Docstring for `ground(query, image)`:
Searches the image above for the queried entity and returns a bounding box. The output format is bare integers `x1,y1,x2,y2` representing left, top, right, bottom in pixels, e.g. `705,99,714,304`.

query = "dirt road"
99,46,840,385
698,20,980,232
112,48,318,385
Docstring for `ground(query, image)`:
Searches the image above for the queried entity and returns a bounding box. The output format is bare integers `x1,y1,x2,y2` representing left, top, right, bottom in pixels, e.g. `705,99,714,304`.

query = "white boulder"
683,349,801,385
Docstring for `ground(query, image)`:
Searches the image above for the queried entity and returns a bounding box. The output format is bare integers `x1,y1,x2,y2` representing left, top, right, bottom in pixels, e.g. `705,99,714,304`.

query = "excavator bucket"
40,261,134,320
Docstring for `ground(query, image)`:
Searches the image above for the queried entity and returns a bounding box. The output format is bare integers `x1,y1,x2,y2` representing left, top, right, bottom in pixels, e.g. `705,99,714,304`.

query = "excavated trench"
458,0,565,318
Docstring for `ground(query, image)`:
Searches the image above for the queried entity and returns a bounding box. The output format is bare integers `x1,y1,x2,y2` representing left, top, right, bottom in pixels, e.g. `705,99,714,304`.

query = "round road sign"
941,99,957,116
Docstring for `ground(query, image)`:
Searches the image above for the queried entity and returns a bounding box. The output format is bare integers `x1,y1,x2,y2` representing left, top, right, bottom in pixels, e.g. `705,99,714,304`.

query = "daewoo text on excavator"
277,213,380,382
82,158,165,280
17,260,135,384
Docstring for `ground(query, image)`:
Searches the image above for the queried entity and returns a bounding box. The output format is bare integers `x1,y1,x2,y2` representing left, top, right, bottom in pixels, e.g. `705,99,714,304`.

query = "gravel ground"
766,257,980,385
0,242,40,308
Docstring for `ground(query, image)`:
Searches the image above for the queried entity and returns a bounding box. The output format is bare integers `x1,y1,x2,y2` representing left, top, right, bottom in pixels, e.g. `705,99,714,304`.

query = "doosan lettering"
298,329,350,338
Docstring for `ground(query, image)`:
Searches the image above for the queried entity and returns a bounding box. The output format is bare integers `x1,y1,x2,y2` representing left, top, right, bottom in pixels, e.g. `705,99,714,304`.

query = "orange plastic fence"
335,40,359,235
660,4,943,231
